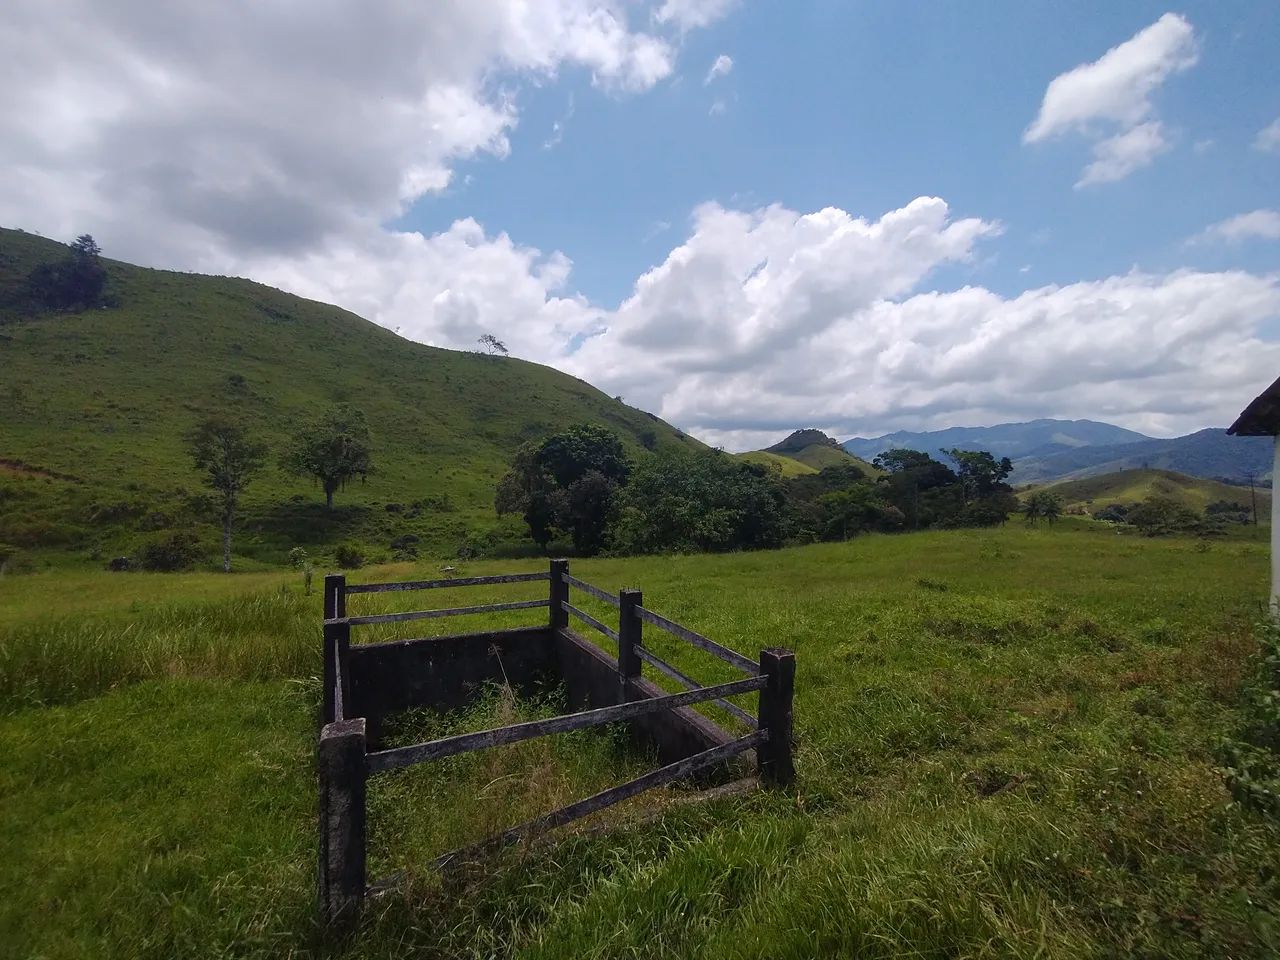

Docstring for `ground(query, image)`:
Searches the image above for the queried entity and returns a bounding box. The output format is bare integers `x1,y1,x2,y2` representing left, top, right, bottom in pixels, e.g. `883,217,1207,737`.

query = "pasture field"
2,522,1278,958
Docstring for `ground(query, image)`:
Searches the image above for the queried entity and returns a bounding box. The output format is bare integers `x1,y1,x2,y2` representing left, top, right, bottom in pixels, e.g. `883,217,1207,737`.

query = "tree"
608,450,789,554
1128,496,1199,537
496,424,630,554
24,233,108,312
188,418,267,571
1022,490,1063,525
284,405,373,509
944,449,1013,504
478,334,508,355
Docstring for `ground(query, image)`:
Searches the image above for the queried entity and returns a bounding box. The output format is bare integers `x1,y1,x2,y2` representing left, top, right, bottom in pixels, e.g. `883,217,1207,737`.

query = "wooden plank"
635,646,758,729
435,731,764,868
563,601,619,642
345,572,548,595
563,575,620,608
342,599,549,626
634,606,761,675
366,675,766,773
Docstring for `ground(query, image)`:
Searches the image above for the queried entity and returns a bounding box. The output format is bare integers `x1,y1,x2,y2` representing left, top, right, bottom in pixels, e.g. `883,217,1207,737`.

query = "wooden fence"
317,559,795,928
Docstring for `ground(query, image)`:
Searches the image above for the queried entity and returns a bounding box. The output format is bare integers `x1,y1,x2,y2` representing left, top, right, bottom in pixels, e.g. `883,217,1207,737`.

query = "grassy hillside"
0,228,698,565
734,451,818,478
2,524,1277,957
1034,468,1271,520
785,442,879,474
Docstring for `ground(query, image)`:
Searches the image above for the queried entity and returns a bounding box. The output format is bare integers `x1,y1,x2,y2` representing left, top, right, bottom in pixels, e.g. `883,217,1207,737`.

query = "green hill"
0,228,698,565
758,428,880,476
1031,468,1269,521
734,450,818,478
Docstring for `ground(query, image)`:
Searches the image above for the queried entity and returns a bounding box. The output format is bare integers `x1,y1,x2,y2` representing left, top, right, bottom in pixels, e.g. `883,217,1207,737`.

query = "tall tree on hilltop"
24,233,108,312
284,405,373,510
188,418,267,572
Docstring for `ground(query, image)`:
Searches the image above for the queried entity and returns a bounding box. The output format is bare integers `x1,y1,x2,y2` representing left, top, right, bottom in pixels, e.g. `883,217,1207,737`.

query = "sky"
2,1,1279,451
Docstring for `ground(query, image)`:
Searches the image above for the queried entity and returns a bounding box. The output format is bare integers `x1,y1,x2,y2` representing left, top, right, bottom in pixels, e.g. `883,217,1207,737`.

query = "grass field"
2,522,1278,958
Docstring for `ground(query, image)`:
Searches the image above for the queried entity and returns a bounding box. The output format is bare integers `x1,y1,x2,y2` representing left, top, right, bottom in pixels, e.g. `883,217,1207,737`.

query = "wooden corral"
317,561,795,929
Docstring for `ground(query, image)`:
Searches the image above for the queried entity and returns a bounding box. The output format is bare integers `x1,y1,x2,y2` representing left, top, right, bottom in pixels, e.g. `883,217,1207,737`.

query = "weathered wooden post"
322,574,348,725
318,716,367,929
617,588,643,698
757,648,795,787
549,559,569,630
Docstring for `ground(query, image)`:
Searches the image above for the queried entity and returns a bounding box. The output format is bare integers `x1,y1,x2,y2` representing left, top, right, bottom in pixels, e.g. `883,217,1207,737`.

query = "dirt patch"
0,458,81,483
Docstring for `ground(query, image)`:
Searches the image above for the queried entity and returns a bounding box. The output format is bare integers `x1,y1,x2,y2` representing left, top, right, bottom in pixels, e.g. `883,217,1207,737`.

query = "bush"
137,532,204,572
334,543,364,569
1220,620,1280,817
390,534,420,561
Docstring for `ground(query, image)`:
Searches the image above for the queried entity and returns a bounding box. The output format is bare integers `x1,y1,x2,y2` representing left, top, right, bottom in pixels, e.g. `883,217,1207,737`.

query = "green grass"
2,524,1279,957
0,228,698,567
781,443,879,475
1031,468,1271,519
734,451,818,478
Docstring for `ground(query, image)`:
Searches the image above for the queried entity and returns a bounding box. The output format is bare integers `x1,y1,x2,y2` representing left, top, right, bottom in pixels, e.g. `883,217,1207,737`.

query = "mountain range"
843,419,1271,486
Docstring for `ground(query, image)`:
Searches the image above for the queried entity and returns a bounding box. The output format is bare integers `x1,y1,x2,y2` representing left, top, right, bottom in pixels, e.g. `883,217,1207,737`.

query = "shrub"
1220,620,1280,817
334,543,364,569
137,532,204,572
390,533,420,561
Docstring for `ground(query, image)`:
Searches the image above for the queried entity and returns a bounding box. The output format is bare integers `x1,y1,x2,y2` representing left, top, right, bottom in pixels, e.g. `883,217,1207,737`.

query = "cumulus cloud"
0,0,681,268
1256,118,1280,154
705,54,734,84
547,197,1280,448
1190,209,1280,245
1076,121,1169,187
1025,13,1196,186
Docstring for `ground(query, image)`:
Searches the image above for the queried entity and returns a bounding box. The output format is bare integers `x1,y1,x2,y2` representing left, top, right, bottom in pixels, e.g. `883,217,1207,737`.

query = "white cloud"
655,0,738,32
541,196,1280,448
705,54,734,84
0,0,683,268
1025,13,1196,186
1190,209,1280,245
1255,118,1280,154
1075,121,1169,187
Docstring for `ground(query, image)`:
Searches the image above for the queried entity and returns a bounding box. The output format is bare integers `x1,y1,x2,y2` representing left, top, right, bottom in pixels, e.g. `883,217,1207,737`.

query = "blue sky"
411,1,1279,305
5,1,1280,448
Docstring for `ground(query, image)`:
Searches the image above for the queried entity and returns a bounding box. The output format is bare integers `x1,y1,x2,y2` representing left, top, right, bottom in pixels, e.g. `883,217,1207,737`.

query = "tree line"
495,425,1025,556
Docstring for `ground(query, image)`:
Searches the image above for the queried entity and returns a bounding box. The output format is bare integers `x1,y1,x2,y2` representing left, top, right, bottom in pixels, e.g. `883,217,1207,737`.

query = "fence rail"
562,600,619,642
337,598,549,626
635,645,758,729
563,574,621,607
367,675,765,773
436,730,765,868
345,572,549,595
634,605,762,676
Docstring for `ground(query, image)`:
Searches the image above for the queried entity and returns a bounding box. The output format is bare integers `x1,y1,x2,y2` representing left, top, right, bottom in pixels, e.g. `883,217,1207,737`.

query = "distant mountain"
843,418,1270,487
767,428,844,455
1009,429,1273,485
844,419,1151,463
